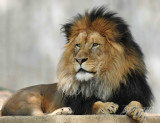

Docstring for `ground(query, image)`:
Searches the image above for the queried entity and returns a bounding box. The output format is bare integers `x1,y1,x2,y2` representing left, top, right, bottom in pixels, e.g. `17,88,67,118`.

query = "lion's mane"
57,7,153,114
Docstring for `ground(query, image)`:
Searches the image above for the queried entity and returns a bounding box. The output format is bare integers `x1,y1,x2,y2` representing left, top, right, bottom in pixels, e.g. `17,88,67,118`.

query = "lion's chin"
76,72,94,82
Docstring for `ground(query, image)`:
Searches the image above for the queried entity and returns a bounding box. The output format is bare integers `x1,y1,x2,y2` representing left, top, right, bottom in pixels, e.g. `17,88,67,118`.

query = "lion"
1,7,153,122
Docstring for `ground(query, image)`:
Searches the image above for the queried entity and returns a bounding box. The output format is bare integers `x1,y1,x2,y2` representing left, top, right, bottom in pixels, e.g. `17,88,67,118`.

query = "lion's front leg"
122,101,145,123
92,101,119,114
48,107,73,115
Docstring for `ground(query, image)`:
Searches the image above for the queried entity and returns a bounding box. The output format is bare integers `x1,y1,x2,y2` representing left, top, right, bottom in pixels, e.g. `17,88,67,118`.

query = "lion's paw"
48,107,73,115
123,101,145,123
92,101,119,114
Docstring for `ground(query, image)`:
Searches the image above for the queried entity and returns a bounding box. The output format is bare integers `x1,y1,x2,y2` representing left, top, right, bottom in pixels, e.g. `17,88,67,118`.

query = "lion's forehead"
76,31,87,40
75,31,105,44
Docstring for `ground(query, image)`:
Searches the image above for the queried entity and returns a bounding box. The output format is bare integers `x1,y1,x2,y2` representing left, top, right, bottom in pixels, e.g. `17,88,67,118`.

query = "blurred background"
0,0,160,113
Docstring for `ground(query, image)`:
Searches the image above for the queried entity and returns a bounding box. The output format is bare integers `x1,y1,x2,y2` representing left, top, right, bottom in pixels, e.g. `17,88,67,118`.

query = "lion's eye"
92,43,100,48
75,44,80,49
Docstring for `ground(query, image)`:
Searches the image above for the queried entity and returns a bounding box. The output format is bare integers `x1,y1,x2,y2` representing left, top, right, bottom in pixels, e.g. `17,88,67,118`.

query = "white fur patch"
76,72,94,82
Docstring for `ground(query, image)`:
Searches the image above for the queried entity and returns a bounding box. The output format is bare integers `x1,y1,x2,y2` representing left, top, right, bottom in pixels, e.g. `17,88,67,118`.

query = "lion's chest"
76,80,112,101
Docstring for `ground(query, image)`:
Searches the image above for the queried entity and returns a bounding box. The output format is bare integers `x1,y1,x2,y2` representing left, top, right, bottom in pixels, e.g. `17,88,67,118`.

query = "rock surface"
0,114,160,123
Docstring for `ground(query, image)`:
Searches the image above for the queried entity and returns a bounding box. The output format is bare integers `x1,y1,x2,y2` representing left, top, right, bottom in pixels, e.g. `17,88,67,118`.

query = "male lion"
1,7,153,122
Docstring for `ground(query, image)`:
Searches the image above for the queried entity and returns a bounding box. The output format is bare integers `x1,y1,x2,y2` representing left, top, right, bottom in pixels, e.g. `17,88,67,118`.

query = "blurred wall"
0,0,160,112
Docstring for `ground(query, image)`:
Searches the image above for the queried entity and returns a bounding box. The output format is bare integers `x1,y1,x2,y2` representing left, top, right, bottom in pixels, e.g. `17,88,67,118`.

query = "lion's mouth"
77,68,96,74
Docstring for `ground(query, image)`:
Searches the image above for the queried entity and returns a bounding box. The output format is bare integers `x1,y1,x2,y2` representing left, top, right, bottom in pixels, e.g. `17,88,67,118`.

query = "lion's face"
73,31,107,81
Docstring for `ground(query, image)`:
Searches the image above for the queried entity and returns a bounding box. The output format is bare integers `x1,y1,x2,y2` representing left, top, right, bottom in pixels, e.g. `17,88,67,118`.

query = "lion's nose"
75,58,88,65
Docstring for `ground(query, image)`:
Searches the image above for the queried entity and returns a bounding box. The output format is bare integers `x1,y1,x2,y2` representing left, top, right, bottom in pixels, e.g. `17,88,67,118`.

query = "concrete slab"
0,114,160,123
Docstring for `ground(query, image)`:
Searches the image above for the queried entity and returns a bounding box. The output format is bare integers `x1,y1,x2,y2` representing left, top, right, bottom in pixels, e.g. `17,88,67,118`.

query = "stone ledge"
0,114,160,123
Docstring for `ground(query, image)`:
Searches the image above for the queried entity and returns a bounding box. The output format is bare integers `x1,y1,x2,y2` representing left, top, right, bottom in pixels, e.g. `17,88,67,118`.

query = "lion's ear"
61,23,72,43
